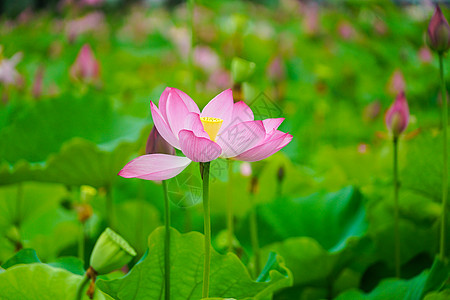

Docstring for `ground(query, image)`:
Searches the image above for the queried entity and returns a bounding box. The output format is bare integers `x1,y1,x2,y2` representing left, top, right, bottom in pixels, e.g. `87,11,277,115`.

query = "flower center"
200,117,223,141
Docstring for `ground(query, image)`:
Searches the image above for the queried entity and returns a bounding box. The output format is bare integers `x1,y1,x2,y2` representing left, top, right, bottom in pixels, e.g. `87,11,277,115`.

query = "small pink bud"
427,5,450,53
70,44,100,83
145,126,175,155
385,92,410,138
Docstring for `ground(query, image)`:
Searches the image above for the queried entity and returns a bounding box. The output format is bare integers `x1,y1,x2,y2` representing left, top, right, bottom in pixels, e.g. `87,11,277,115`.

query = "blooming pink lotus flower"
385,91,410,137
427,5,450,53
70,44,100,83
119,88,292,181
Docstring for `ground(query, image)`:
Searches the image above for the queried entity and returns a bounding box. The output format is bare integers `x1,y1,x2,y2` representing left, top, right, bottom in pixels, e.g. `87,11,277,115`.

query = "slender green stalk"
78,223,85,263
227,160,234,252
162,180,171,300
202,162,211,299
105,185,114,229
439,54,448,261
249,192,261,278
75,274,90,300
393,137,401,278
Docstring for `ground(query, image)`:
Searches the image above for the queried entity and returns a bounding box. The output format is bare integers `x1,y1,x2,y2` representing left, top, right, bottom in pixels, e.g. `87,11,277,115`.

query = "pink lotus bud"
145,126,175,155
385,92,410,138
70,44,100,83
426,5,450,53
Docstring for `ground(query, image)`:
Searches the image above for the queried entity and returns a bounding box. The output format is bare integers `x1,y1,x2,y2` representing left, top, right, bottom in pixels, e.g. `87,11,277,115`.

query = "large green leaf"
97,227,292,299
402,129,450,202
336,258,449,300
243,187,370,298
0,93,149,187
239,186,367,251
0,263,105,300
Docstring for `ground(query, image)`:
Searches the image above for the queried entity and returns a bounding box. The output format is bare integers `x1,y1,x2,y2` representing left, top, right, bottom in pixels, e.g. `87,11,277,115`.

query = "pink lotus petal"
118,154,191,181
159,87,200,121
174,88,201,114
201,89,234,134
179,130,222,162
166,91,190,138
236,132,292,162
229,101,254,127
216,120,266,158
184,112,209,139
262,118,285,134
157,87,172,120
150,101,180,149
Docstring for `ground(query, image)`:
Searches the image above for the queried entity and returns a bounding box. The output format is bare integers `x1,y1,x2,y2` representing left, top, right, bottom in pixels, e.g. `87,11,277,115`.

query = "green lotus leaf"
402,129,450,202
0,263,105,300
0,93,149,187
335,258,449,300
238,186,367,251
97,227,292,299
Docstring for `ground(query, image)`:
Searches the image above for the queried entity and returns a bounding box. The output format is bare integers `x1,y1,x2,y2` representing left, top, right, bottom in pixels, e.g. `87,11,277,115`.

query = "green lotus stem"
249,192,261,278
201,162,211,299
75,274,89,300
162,180,171,300
105,185,114,229
393,137,401,278
227,160,234,252
439,53,448,261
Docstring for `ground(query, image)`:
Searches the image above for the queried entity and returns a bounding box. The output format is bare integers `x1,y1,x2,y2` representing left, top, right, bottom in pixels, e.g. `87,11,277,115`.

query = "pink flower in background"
70,44,100,82
240,162,252,177
119,88,292,181
385,91,410,137
0,47,22,86
338,21,355,40
418,46,432,64
168,27,190,60
81,0,104,6
206,69,231,91
267,56,285,82
65,12,105,42
194,46,220,73
387,69,406,96
32,66,45,99
302,2,320,35
357,143,368,154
